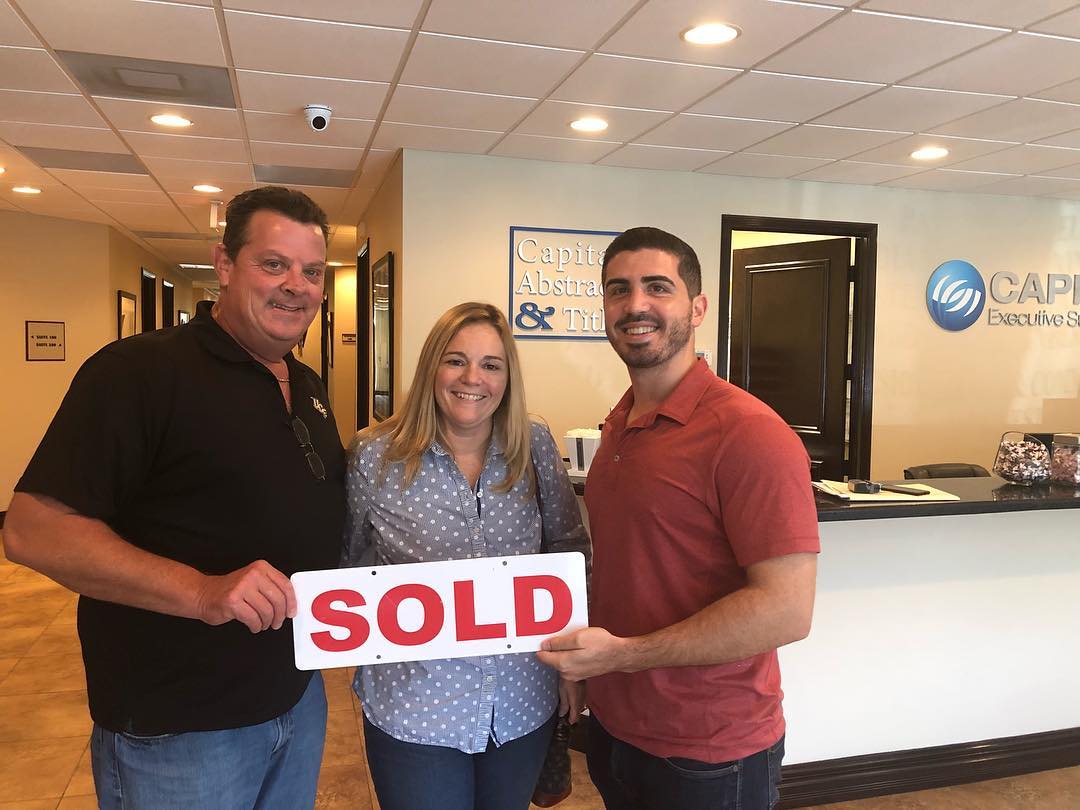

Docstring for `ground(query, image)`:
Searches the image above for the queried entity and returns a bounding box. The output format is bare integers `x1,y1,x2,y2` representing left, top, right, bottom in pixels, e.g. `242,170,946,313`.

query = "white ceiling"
4,0,1080,271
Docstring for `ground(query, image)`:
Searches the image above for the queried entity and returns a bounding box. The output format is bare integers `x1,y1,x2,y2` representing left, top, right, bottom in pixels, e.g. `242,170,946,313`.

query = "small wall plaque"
342,332,357,345
26,320,66,361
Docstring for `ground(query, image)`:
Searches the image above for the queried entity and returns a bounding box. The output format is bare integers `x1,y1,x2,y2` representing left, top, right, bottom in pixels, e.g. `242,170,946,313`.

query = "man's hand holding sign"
292,552,588,670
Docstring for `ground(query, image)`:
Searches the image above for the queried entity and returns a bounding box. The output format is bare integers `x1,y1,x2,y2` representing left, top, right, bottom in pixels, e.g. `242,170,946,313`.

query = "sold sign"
291,552,588,670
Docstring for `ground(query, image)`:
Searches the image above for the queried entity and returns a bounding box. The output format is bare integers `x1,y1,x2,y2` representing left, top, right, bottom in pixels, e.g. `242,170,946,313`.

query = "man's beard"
607,312,693,369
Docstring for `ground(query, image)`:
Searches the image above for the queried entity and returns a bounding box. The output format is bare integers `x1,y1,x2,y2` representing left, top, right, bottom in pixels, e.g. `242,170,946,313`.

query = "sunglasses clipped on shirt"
291,416,326,480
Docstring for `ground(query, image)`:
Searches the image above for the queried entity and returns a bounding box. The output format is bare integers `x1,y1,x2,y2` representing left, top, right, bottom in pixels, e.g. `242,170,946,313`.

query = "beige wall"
401,149,1080,479
1,210,196,510
333,266,358,446
107,228,193,330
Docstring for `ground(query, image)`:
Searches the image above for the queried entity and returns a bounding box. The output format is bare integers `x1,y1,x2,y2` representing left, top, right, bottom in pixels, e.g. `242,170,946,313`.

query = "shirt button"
614,454,620,461
485,676,494,683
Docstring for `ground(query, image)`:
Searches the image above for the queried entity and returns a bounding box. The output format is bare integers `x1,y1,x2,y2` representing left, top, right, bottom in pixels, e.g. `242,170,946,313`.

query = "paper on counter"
814,480,960,502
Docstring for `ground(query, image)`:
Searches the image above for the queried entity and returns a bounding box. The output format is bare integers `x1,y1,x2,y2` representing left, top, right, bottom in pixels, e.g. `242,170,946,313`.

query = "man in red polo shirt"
538,226,819,810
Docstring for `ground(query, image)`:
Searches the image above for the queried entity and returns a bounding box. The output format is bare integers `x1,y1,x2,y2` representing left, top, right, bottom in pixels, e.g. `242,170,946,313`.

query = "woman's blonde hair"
356,302,534,494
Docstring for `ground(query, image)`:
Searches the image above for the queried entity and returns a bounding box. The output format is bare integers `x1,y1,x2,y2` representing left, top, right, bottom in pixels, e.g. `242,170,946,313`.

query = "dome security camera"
303,104,332,131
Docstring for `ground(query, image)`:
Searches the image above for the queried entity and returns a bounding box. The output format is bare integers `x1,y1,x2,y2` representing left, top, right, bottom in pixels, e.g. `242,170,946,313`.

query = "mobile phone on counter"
880,483,929,496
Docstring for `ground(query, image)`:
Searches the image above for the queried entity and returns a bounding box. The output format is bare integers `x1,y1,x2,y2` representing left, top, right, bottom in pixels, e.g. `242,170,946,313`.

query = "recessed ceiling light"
0,166,5,176
570,117,608,133
179,263,214,270
682,23,740,45
911,146,950,161
151,113,193,128
13,185,41,194
327,261,344,267
193,184,222,193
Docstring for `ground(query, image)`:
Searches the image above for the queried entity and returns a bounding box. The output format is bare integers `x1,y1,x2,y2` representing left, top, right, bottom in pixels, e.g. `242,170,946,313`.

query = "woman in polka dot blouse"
343,302,591,810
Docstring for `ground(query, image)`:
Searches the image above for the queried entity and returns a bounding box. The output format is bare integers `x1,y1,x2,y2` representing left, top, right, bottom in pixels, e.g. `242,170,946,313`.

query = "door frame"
718,215,877,479
355,239,371,430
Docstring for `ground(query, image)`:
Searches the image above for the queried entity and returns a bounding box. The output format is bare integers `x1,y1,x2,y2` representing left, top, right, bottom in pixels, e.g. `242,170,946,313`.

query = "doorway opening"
140,269,156,333
719,215,877,480
162,280,174,328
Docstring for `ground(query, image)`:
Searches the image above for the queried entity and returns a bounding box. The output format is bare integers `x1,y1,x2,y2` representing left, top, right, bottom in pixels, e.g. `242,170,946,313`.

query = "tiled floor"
1,533,1077,809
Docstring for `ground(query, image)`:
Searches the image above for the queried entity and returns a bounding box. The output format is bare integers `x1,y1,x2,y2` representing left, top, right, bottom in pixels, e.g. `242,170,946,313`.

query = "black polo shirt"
16,301,345,734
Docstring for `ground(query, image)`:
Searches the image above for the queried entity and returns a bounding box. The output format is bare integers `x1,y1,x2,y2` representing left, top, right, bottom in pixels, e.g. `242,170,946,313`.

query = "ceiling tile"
815,86,1010,132
602,0,841,68
19,0,225,65
759,11,1003,84
0,121,126,152
122,131,248,162
223,0,423,28
635,113,791,151
168,182,253,203
516,100,669,142
0,47,75,92
794,160,923,185
930,98,1080,143
96,200,194,231
78,186,171,204
860,0,1075,28
251,141,362,171
94,98,243,139
371,121,501,154
1038,162,1080,179
1031,75,1080,105
0,144,55,183
848,133,1014,167
254,165,354,187
16,146,144,174
48,169,161,190
597,143,728,171
748,125,908,160
236,70,388,119
881,169,1013,192
0,89,104,126
553,54,739,111
690,72,879,124
972,174,1080,195
2,182,96,208
1029,6,1080,38
697,152,832,178
225,10,408,81
243,111,374,148
905,33,1080,97
142,156,254,184
0,2,37,47
490,133,619,163
424,0,637,48
384,85,535,131
1032,127,1080,148
400,32,583,97
945,144,1080,174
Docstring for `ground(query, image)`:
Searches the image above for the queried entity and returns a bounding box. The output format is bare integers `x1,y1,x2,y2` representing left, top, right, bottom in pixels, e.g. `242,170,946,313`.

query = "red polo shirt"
585,359,820,762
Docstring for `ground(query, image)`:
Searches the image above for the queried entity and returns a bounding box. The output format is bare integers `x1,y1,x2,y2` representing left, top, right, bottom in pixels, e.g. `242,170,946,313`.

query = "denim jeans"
91,672,327,810
362,712,556,810
586,717,784,810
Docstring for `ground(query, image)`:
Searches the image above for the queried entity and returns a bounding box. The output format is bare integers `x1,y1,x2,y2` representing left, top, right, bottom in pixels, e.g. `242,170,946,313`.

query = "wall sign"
509,226,620,341
291,552,588,670
25,321,65,361
927,259,1080,331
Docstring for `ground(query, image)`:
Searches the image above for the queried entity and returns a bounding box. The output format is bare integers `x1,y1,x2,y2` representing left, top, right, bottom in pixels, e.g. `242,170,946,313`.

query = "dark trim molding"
778,727,1080,808
718,215,877,480
0,509,5,528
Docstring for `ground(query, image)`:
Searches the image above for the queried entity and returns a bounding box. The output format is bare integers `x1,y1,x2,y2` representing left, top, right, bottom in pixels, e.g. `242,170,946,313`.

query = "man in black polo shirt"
5,186,345,809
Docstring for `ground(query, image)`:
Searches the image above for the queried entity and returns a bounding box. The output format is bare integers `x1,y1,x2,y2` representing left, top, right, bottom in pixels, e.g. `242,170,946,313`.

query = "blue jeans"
586,717,784,810
91,672,327,810
362,712,555,810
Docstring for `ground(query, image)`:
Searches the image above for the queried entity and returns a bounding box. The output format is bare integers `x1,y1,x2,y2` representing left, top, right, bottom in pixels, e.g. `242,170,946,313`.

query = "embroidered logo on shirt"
311,397,328,418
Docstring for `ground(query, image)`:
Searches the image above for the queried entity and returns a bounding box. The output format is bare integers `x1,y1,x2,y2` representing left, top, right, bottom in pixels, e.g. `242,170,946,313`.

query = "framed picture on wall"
371,252,394,422
117,290,137,339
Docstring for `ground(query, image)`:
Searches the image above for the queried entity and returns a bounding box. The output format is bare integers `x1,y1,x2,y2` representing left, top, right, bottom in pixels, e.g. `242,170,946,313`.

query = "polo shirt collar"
190,300,300,373
608,358,713,429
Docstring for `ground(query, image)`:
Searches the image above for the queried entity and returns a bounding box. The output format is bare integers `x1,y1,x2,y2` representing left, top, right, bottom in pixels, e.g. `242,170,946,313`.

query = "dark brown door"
730,238,850,480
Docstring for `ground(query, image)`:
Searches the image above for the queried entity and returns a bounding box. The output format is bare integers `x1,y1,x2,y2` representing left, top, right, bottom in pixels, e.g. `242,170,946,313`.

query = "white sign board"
292,552,588,670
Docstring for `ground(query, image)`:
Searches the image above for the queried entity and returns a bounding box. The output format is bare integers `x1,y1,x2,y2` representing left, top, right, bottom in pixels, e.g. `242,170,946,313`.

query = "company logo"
926,260,986,331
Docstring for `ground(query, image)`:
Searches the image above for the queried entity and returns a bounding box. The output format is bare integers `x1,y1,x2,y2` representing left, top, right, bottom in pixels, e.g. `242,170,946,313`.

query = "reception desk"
778,477,1080,804
570,473,1080,804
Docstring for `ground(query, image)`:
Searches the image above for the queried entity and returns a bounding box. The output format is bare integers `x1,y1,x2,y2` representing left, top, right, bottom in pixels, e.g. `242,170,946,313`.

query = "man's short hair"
222,186,329,261
601,226,702,297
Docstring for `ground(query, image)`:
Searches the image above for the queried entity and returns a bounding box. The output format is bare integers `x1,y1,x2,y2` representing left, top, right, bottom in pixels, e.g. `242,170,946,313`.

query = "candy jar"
992,431,1050,485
